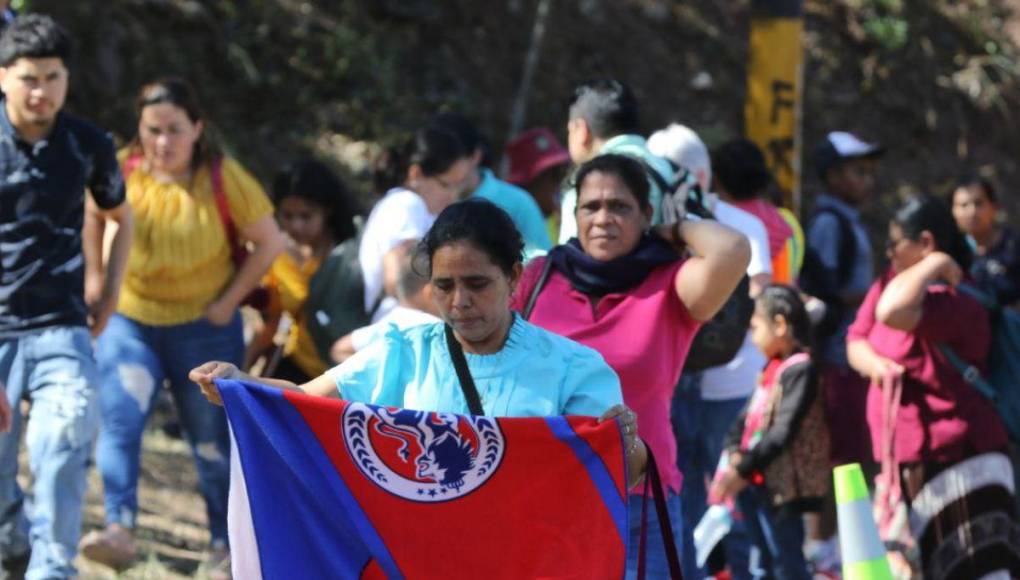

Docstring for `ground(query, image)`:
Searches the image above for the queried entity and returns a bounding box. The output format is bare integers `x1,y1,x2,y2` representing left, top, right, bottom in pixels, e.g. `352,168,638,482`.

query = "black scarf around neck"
546,234,679,297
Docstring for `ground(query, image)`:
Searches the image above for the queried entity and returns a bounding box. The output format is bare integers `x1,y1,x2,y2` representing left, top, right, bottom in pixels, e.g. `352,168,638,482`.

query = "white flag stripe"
228,427,264,580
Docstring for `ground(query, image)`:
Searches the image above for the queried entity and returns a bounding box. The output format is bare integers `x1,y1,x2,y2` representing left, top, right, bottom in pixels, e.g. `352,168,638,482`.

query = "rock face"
31,0,1020,224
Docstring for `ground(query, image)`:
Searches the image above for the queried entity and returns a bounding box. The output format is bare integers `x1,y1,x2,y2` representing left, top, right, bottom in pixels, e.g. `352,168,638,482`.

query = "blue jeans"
625,492,683,579
672,372,752,580
0,326,99,579
736,486,811,580
94,313,243,545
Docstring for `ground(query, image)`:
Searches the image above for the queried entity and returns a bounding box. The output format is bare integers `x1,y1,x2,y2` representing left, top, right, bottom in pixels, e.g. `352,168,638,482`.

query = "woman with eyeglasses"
847,195,1018,579
360,126,475,323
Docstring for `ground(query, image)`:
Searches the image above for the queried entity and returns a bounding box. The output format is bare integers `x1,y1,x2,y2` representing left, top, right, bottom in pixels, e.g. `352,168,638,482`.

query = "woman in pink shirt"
847,195,1018,579
512,153,750,578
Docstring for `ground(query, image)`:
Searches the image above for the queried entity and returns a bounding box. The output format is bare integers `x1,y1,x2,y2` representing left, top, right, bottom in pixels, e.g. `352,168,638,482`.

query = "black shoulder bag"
444,324,485,416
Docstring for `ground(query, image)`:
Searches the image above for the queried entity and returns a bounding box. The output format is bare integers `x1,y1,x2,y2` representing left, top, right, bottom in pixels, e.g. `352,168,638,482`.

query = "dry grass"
18,416,215,579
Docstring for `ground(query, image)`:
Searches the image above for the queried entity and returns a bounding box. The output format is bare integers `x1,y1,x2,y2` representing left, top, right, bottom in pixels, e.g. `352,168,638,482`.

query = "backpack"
773,207,806,284
304,224,382,364
798,207,857,339
632,159,754,371
637,157,710,224
760,353,831,508
937,284,1020,441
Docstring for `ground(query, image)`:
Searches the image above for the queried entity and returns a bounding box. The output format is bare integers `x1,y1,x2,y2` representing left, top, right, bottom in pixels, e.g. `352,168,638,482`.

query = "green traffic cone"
833,463,894,580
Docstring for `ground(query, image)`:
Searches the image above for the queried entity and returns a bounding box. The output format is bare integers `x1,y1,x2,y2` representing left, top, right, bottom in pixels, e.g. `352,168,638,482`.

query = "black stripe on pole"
751,0,802,18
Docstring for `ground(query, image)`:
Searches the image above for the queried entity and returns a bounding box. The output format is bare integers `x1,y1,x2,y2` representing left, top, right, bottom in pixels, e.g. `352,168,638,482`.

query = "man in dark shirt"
0,15,132,580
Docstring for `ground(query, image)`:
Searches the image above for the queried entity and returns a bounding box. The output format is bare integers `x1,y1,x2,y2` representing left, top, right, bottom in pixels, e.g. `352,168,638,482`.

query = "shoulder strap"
956,282,999,310
776,352,811,379
637,451,683,580
936,283,999,401
208,157,241,256
121,152,143,180
523,258,555,320
767,352,812,419
444,324,484,416
936,342,997,401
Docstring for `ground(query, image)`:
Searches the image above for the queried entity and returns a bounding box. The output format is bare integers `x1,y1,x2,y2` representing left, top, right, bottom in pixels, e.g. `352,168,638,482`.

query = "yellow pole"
744,0,804,215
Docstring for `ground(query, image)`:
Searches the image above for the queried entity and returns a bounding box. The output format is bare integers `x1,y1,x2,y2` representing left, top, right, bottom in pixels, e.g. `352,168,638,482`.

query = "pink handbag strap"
876,370,904,533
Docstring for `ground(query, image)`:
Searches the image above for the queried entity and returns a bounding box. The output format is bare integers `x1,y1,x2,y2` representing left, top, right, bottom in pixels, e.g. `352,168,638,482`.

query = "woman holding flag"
191,198,648,483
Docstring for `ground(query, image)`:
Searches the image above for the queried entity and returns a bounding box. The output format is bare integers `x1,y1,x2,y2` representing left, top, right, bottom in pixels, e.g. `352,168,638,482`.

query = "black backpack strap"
810,206,856,289
444,324,484,416
522,258,555,320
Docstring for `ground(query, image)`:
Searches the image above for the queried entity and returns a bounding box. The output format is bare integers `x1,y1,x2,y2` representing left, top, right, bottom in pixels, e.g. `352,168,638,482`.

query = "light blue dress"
327,316,622,417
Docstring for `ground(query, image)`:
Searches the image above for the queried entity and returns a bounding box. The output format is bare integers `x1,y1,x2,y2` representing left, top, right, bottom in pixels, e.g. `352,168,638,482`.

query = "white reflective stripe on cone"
837,498,888,566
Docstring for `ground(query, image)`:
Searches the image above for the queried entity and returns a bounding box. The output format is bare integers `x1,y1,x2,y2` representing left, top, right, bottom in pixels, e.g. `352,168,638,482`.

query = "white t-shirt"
349,306,441,351
358,188,435,320
699,195,772,401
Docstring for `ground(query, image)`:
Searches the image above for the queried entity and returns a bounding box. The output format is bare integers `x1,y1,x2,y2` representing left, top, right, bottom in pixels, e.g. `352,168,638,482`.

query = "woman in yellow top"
79,78,285,574
248,159,363,382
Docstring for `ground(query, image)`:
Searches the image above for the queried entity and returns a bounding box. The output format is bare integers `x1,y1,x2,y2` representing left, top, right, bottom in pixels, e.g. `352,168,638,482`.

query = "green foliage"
862,16,909,51
855,0,910,51
8,0,1020,225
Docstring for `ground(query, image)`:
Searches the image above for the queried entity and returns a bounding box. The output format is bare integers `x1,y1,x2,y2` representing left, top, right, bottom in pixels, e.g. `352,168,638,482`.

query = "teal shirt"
558,134,674,243
472,168,552,260
327,316,622,417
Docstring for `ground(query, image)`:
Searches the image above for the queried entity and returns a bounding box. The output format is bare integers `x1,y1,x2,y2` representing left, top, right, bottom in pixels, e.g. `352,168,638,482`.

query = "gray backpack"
304,225,382,363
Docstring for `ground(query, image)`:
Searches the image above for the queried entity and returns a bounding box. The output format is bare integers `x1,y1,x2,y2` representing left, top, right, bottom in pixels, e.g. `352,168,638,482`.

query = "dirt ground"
18,404,212,579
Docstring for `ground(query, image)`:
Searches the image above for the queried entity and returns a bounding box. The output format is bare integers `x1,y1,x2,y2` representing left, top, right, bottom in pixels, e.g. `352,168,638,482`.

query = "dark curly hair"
711,138,773,201
415,198,523,278
271,159,363,243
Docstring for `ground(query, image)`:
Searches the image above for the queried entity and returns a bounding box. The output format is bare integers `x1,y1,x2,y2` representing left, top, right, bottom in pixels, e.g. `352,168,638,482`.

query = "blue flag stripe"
220,380,405,579
543,416,629,544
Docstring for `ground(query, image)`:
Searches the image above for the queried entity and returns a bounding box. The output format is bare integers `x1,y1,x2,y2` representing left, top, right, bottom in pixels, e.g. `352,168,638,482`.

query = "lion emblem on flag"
342,404,505,502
